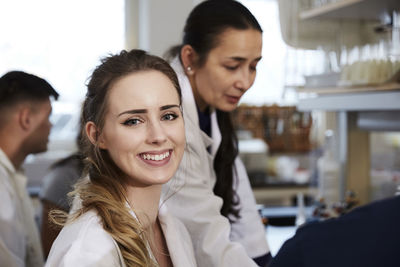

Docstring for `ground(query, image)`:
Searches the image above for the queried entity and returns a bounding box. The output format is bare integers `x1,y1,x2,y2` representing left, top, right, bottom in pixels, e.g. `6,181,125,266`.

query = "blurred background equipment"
233,105,313,153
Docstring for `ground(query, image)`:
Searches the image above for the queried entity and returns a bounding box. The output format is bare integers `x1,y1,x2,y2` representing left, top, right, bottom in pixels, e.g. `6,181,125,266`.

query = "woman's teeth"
141,151,170,161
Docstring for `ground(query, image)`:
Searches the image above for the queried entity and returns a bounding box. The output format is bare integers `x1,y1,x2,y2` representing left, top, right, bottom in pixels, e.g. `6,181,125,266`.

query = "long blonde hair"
73,49,181,266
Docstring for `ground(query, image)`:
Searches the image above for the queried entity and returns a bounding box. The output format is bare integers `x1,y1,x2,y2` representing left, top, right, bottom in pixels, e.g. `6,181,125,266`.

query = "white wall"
125,0,201,57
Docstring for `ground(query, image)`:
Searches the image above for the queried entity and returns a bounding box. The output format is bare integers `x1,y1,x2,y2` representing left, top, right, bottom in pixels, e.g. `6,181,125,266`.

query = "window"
0,0,125,103
239,0,324,105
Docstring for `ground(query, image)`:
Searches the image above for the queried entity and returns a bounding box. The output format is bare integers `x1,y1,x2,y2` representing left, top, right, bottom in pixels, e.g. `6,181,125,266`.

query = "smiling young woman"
45,50,196,267
90,70,185,188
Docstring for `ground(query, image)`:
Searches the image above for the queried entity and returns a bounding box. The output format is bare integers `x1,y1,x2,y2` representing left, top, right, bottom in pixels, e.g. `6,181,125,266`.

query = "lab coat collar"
170,57,214,152
125,200,194,266
0,148,28,197
158,204,195,267
0,148,17,174
210,110,221,157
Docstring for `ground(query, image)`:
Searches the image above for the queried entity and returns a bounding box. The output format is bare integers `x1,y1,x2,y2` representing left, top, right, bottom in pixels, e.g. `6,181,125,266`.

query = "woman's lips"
226,95,241,104
138,149,172,166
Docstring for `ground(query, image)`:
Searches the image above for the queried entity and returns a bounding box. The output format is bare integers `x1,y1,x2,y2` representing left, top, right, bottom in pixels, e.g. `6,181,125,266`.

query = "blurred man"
0,71,58,267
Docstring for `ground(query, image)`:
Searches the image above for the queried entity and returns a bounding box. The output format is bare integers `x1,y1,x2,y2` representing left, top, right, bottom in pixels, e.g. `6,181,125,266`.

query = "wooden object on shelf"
253,185,317,206
347,113,370,205
233,105,313,153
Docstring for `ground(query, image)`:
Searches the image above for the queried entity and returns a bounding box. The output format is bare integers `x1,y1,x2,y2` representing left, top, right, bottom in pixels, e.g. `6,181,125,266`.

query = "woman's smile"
138,149,173,166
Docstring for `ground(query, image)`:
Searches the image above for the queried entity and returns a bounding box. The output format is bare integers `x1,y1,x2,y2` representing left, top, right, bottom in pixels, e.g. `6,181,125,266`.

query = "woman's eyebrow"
118,104,180,117
118,109,146,117
228,56,262,62
160,104,180,111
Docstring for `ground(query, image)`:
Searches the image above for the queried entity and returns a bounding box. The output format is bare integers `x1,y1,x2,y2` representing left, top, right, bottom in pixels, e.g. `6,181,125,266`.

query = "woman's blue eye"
162,113,178,121
123,118,140,126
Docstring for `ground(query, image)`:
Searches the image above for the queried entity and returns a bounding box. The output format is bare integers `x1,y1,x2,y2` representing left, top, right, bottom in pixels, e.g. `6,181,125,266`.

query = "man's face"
25,98,53,154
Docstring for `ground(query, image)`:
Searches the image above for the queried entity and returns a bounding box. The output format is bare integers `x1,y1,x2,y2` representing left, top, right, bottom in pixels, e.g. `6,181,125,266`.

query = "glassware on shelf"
310,0,339,9
338,36,400,86
304,9,400,88
390,11,400,60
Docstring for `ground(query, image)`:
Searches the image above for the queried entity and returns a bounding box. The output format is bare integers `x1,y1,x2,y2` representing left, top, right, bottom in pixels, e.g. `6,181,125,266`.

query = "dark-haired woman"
45,50,196,267
164,1,270,266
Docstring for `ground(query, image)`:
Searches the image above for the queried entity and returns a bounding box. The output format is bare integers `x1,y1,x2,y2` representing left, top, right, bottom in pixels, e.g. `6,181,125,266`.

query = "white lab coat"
45,203,196,267
0,148,44,267
163,58,269,267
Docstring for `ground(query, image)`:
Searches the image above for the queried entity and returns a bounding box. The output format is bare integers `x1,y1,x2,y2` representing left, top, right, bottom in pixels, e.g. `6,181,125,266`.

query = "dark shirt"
254,252,272,267
269,196,400,267
197,106,211,137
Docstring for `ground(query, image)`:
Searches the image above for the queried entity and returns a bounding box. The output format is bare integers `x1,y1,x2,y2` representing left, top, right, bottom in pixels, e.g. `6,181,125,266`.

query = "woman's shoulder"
63,210,108,241
46,210,123,267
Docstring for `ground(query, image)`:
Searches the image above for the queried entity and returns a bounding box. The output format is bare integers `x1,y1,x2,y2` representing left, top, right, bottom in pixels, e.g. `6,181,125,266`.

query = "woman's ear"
180,45,197,76
86,121,107,149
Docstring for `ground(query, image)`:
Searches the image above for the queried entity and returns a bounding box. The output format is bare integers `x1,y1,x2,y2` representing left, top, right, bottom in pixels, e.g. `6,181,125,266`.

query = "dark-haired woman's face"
191,28,262,112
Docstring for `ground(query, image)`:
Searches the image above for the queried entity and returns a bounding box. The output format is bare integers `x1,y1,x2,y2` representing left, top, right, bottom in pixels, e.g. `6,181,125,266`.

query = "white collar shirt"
0,148,44,267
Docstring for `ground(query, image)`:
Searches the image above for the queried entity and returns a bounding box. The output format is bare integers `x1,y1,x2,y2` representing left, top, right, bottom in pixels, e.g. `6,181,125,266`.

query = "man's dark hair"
0,71,59,108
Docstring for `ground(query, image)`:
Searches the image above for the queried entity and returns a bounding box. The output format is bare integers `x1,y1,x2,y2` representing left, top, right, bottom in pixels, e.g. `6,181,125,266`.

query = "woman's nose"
235,69,253,92
147,121,167,144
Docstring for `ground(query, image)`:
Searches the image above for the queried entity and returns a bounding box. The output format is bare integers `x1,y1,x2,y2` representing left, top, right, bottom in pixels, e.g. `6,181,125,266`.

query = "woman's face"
191,28,262,112
98,70,185,187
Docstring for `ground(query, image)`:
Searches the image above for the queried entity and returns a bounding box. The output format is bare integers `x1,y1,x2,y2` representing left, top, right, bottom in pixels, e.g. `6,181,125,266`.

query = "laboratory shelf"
300,0,399,21
297,89,400,111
